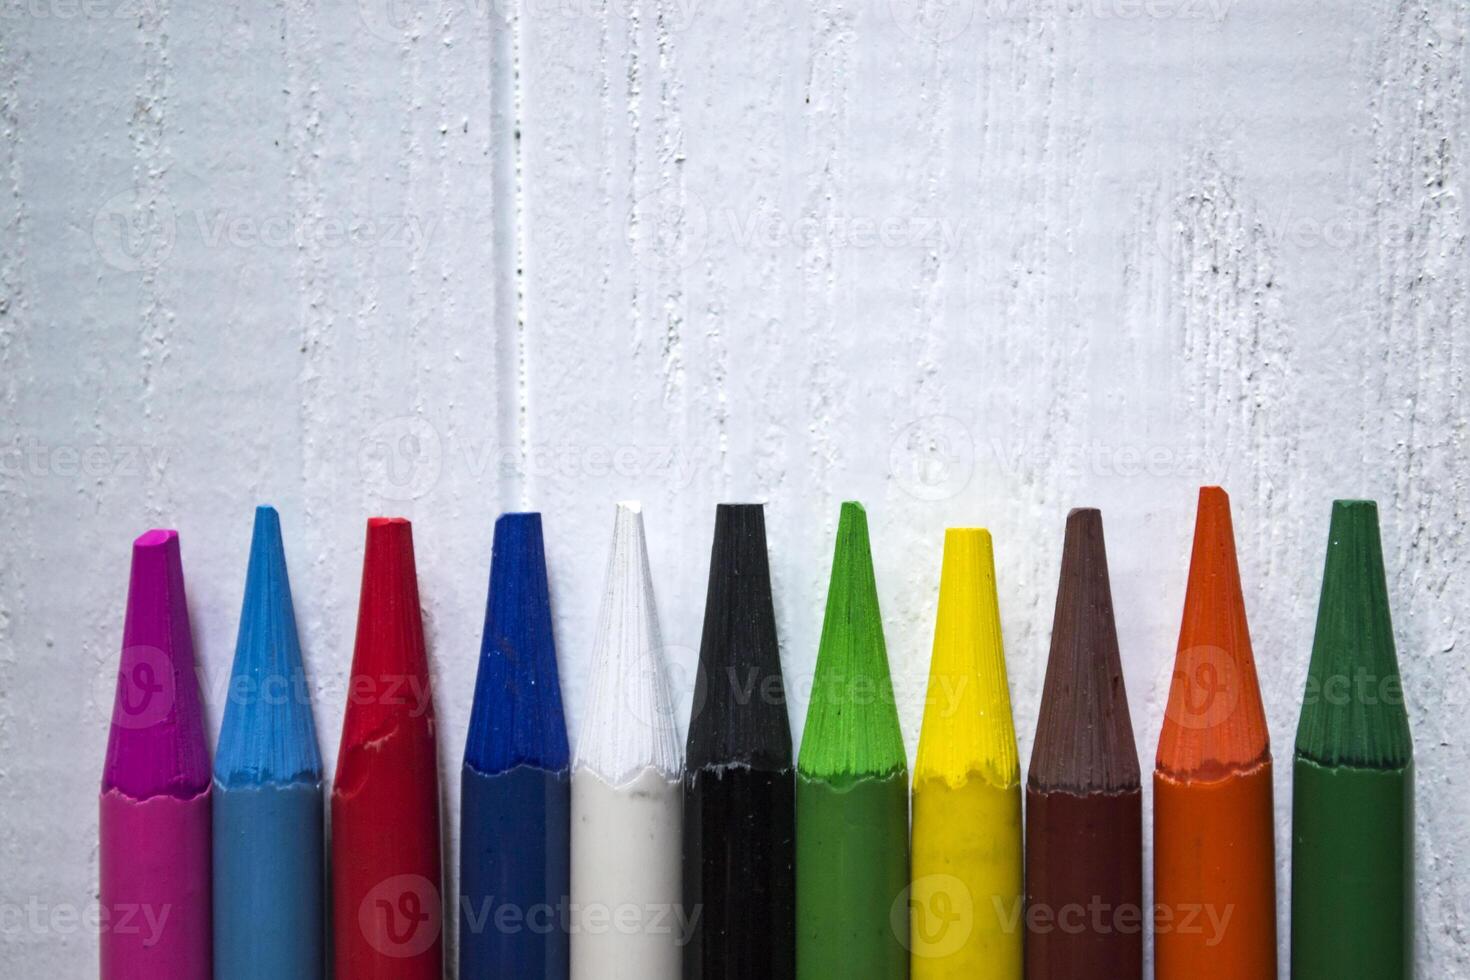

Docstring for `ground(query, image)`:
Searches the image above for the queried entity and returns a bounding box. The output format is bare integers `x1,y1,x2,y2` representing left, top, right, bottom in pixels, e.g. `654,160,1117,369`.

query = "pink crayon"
100,530,211,979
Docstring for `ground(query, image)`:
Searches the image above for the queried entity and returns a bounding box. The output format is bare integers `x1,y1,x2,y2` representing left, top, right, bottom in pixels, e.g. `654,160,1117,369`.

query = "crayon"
461,513,571,978
100,530,212,980
1291,501,1413,978
570,503,683,980
213,507,325,980
1153,488,1276,979
331,518,443,978
683,503,796,980
1026,509,1143,979
796,502,909,979
911,528,1022,978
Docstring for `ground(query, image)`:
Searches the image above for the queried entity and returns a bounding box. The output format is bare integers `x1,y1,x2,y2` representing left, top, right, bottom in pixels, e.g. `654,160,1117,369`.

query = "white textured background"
1,0,1467,974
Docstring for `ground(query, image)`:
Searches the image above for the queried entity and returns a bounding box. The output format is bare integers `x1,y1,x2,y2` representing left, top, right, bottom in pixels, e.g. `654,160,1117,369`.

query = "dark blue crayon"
461,513,571,979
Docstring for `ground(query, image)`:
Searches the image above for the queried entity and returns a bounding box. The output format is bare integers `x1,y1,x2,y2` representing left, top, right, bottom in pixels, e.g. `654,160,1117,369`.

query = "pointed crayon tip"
798,502,905,781
337,518,434,760
916,527,1019,789
356,517,424,674
465,512,569,775
103,529,210,799
215,507,323,788
575,502,681,783
1029,507,1140,793
1157,487,1270,780
686,503,792,772
1295,500,1412,768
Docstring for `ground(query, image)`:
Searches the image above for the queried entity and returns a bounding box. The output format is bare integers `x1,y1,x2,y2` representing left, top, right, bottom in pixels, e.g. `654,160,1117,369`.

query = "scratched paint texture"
0,0,1466,973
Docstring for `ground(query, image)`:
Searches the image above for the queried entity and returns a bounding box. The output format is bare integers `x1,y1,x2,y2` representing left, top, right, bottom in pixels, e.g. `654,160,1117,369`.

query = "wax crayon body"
1291,757,1412,979
683,766,795,980
461,763,571,978
570,767,682,980
100,789,212,980
1153,764,1276,979
1025,786,1143,979
796,771,909,978
910,776,1022,976
331,727,442,978
213,781,323,980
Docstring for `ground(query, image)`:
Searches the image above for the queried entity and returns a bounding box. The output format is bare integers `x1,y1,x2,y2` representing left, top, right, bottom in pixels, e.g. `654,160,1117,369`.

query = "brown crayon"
1026,508,1143,980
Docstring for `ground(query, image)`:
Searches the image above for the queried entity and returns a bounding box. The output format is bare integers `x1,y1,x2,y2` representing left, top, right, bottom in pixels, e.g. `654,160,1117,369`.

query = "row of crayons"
99,489,1412,979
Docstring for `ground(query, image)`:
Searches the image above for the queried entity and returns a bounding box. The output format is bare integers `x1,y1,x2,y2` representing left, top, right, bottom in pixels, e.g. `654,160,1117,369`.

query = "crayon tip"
102,529,210,799
215,507,323,788
337,518,434,760
1029,508,1140,794
1295,500,1412,768
915,527,1020,789
1157,487,1270,780
797,502,905,781
575,502,681,783
465,512,569,776
686,503,793,772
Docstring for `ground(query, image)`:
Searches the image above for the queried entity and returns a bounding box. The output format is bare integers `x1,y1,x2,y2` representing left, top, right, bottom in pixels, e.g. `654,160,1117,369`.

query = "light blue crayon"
213,506,324,980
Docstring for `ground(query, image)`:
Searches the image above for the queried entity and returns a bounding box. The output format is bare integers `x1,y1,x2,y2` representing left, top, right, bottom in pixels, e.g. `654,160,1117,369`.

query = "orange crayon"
1154,487,1277,979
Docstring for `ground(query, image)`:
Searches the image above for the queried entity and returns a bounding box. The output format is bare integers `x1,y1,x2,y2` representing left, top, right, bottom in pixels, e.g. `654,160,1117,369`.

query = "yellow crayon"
910,529,1023,979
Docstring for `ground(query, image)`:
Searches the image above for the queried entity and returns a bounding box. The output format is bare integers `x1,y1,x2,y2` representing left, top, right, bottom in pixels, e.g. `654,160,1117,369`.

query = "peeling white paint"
0,0,1466,974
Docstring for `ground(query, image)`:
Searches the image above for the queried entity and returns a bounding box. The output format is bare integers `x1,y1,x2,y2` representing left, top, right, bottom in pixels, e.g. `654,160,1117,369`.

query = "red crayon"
331,518,443,978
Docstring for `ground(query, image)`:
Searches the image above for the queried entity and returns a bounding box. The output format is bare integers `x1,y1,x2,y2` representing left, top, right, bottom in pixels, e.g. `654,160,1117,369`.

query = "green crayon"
1292,500,1413,979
